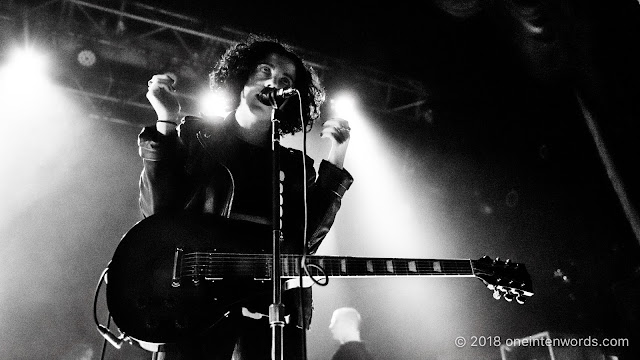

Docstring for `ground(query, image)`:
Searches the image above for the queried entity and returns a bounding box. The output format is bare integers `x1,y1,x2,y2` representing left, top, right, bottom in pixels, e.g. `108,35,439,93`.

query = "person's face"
239,52,297,121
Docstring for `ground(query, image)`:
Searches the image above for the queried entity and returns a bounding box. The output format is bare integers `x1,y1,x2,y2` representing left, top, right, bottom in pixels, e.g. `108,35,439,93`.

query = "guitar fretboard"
180,253,475,280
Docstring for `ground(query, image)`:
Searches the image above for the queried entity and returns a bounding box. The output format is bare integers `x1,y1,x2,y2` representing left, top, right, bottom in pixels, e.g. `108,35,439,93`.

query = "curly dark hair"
209,34,325,135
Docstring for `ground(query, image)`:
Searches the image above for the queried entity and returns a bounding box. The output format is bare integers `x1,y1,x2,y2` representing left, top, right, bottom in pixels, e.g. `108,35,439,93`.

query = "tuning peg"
503,293,514,302
493,289,501,300
486,283,495,291
516,295,526,305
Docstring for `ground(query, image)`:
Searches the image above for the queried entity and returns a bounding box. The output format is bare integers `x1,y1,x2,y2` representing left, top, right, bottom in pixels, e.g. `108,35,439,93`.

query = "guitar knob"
505,259,511,266
493,289,501,300
494,257,500,263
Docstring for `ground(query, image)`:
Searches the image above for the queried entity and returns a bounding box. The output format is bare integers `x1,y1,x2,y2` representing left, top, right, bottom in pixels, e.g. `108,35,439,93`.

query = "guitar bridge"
171,247,183,287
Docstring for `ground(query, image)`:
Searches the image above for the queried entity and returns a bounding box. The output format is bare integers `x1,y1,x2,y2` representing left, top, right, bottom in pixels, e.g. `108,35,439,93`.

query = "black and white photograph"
1,1,639,359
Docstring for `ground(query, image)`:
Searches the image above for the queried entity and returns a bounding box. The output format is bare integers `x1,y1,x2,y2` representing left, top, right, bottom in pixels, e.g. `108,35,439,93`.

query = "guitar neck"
282,255,475,278
185,253,476,279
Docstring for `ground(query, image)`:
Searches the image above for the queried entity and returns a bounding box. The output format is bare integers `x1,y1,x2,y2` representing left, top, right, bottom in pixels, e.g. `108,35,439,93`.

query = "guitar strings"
178,253,475,277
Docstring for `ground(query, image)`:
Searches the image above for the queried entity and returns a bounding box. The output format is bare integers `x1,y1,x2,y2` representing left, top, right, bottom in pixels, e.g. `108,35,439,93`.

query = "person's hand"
320,118,351,145
321,118,351,169
146,73,180,121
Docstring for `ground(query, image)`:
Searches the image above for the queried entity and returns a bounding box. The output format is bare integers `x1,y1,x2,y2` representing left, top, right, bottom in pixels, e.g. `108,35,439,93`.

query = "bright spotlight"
0,47,50,93
199,90,231,118
0,46,52,118
4,47,47,75
329,94,358,121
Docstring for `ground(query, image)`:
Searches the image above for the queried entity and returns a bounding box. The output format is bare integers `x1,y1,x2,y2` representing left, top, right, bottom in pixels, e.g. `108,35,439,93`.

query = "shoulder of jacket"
178,115,204,130
282,146,300,156
281,147,315,168
178,115,227,136
281,147,306,160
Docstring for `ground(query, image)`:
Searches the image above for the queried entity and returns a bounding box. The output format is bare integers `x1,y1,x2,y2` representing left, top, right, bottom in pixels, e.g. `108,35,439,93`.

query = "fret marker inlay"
341,259,347,273
386,260,394,273
433,261,442,272
408,261,417,273
366,261,374,273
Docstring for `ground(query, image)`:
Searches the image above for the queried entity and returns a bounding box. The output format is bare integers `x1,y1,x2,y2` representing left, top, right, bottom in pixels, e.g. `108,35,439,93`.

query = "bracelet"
157,120,178,126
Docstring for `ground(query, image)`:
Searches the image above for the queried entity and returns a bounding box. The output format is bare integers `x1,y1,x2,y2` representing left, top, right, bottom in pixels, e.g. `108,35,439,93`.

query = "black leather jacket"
138,114,353,255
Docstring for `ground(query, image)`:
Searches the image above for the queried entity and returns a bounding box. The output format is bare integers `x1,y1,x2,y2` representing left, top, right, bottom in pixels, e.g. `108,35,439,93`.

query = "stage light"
199,89,231,118
0,44,78,222
0,46,52,115
0,47,48,94
7,47,47,72
329,94,358,122
76,49,97,68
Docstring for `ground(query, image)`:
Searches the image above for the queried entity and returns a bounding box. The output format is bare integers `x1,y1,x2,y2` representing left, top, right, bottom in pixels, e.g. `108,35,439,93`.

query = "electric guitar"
105,212,533,347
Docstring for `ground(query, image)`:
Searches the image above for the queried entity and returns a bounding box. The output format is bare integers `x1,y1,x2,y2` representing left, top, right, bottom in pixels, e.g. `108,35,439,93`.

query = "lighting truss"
0,0,430,124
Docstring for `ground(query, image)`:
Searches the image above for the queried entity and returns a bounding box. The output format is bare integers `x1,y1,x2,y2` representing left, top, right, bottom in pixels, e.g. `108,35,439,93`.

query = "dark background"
1,1,639,359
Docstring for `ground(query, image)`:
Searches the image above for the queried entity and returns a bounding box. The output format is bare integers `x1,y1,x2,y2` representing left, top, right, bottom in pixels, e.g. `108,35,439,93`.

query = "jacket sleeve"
137,125,186,217
305,160,354,254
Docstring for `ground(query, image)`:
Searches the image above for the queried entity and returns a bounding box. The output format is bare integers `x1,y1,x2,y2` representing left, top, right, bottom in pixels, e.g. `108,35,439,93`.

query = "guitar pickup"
171,248,183,288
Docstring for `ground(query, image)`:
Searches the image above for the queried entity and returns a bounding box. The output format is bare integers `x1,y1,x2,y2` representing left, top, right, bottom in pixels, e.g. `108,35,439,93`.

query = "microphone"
256,87,298,107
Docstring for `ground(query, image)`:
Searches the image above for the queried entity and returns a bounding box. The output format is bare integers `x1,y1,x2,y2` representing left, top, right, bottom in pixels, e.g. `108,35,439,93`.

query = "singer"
139,34,354,359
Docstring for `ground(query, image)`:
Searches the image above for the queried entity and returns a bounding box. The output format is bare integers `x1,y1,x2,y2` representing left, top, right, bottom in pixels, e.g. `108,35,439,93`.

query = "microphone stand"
268,104,285,360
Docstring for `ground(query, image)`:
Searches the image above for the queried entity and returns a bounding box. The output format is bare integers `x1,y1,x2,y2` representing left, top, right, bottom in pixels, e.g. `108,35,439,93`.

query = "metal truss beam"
2,0,430,123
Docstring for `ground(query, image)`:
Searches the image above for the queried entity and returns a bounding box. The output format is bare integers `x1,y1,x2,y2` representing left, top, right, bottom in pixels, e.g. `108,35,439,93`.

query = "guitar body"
106,212,273,345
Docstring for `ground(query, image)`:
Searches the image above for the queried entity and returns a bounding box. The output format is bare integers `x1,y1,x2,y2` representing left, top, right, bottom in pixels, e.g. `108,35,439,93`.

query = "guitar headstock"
472,255,534,304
